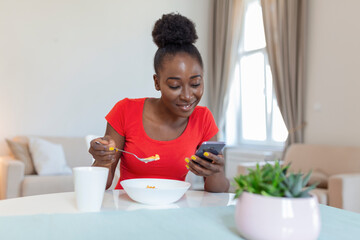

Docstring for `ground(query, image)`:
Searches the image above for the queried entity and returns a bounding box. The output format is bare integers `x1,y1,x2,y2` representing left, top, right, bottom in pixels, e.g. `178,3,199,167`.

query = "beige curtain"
261,0,307,147
209,0,245,140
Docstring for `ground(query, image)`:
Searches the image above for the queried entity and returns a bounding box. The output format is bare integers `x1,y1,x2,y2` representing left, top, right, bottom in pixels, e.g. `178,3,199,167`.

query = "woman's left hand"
185,152,225,177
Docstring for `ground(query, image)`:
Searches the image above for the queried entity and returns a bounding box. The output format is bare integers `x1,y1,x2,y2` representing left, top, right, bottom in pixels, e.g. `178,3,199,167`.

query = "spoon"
95,141,160,163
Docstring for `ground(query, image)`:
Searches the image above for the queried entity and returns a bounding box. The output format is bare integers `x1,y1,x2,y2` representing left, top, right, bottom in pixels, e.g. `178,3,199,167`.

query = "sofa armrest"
328,173,360,213
0,156,25,199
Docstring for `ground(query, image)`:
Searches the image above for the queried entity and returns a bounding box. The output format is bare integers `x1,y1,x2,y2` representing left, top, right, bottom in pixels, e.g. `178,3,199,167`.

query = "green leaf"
261,190,271,197
302,170,312,187
288,174,295,188
290,174,302,196
284,189,294,198
235,189,243,199
299,189,312,198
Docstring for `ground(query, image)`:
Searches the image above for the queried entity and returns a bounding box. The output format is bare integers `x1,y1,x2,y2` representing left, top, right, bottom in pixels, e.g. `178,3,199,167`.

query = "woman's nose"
180,86,192,101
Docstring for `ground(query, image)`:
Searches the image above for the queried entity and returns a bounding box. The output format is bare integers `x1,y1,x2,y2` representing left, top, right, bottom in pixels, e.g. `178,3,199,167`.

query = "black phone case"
195,142,225,162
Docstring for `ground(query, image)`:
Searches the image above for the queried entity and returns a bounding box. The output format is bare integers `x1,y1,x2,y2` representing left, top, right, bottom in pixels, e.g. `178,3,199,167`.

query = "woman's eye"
169,86,180,89
191,84,201,88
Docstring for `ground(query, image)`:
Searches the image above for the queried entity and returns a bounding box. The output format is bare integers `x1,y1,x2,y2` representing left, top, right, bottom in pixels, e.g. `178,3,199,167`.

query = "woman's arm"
89,123,125,189
186,136,230,192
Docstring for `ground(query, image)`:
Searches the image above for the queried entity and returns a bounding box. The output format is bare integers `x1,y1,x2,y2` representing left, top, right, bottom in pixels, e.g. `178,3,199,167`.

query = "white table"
0,190,236,216
1,190,360,240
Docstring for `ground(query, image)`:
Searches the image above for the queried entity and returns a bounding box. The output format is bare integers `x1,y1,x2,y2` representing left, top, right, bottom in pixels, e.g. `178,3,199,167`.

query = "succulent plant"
234,161,318,198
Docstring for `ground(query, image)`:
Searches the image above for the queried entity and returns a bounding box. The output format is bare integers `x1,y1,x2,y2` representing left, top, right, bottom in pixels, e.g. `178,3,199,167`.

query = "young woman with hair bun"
89,13,229,193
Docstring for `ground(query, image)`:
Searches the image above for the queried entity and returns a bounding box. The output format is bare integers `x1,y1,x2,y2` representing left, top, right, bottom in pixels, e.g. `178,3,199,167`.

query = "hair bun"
152,13,198,48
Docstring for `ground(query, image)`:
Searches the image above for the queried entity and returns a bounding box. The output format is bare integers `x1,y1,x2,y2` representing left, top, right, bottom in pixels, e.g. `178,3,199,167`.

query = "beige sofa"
283,144,360,213
0,136,93,199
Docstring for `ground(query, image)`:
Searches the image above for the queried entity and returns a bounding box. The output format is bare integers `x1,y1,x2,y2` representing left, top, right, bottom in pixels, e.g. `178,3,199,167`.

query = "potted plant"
233,161,321,240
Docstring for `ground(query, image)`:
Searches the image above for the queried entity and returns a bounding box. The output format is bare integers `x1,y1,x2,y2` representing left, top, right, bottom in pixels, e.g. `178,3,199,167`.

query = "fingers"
193,152,225,167
201,152,225,165
93,153,116,164
92,137,112,149
89,137,118,165
91,140,108,151
91,136,117,150
185,157,202,176
185,153,224,177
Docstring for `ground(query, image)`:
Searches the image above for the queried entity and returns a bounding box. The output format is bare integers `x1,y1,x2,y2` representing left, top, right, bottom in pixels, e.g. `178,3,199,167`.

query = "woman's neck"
147,98,188,127
142,98,189,141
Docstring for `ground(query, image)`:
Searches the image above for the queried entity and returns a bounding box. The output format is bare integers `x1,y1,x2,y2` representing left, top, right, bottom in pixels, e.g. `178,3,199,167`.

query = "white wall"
5,0,357,156
304,0,360,146
0,0,213,154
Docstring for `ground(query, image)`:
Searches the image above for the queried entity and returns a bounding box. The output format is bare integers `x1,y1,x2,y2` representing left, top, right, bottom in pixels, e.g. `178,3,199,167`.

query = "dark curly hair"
152,13,203,74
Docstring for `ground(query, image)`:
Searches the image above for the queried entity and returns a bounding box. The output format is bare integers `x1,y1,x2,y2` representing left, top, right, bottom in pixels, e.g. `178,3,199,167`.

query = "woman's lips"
176,102,196,111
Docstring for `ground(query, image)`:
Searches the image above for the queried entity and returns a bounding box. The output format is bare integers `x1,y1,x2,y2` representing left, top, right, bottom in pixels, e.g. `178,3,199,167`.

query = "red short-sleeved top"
105,98,218,189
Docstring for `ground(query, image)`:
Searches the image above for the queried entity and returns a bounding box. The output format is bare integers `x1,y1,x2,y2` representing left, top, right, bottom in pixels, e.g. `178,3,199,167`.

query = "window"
225,0,288,147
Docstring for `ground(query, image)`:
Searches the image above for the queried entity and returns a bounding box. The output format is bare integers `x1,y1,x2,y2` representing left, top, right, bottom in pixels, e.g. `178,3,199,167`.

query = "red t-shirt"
105,98,218,189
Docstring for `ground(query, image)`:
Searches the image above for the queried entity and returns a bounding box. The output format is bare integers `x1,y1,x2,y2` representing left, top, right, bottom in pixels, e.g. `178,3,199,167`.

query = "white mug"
73,166,109,212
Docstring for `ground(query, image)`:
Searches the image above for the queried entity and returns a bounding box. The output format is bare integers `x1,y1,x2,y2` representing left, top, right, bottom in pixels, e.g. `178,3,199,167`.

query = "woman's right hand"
89,136,118,166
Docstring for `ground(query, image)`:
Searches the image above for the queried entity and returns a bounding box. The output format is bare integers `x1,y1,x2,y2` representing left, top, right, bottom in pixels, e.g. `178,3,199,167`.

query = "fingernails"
204,152,209,157
191,156,196,160
185,165,189,169
185,158,190,163
109,147,115,151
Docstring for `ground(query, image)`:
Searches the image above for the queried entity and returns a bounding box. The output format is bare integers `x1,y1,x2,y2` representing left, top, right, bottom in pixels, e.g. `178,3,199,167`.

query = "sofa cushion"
5,138,35,175
21,175,74,197
29,137,72,175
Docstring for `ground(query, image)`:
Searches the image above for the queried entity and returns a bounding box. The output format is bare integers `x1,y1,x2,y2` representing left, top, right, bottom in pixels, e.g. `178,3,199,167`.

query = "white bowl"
121,178,191,205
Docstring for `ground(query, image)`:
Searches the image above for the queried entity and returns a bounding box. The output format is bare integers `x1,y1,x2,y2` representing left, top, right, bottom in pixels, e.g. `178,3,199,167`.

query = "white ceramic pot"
235,192,321,240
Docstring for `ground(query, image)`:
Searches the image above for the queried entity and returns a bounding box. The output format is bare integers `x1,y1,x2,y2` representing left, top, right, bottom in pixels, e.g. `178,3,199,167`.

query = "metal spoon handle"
94,141,158,163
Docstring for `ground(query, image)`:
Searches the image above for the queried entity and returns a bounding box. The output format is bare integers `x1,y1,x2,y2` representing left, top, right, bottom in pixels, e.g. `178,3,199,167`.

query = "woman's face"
154,52,204,118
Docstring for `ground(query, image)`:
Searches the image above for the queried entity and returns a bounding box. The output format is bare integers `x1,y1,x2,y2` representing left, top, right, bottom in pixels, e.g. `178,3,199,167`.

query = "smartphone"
195,141,226,162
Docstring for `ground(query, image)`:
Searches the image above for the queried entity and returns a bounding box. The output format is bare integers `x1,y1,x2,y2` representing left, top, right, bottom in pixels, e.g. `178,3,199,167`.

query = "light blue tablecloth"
0,205,359,240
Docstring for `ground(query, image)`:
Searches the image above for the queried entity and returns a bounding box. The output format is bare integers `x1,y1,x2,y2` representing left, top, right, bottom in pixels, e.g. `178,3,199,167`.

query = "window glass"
243,0,266,52
240,52,266,141
225,64,241,145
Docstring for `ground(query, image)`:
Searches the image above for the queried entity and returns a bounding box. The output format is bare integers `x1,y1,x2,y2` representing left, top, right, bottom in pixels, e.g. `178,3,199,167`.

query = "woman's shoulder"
109,98,146,115
193,105,211,115
118,97,146,103
191,105,214,121
115,97,146,106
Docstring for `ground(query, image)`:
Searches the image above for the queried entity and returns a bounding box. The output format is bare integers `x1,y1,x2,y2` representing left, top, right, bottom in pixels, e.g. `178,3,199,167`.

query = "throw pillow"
5,138,36,175
28,137,72,175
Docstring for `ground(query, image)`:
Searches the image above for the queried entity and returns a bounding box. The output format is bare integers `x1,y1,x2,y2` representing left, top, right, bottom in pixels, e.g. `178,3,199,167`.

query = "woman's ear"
153,74,160,91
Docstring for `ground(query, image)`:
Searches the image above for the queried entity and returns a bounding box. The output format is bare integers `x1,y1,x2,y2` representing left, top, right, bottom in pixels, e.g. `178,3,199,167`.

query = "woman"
89,13,229,193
